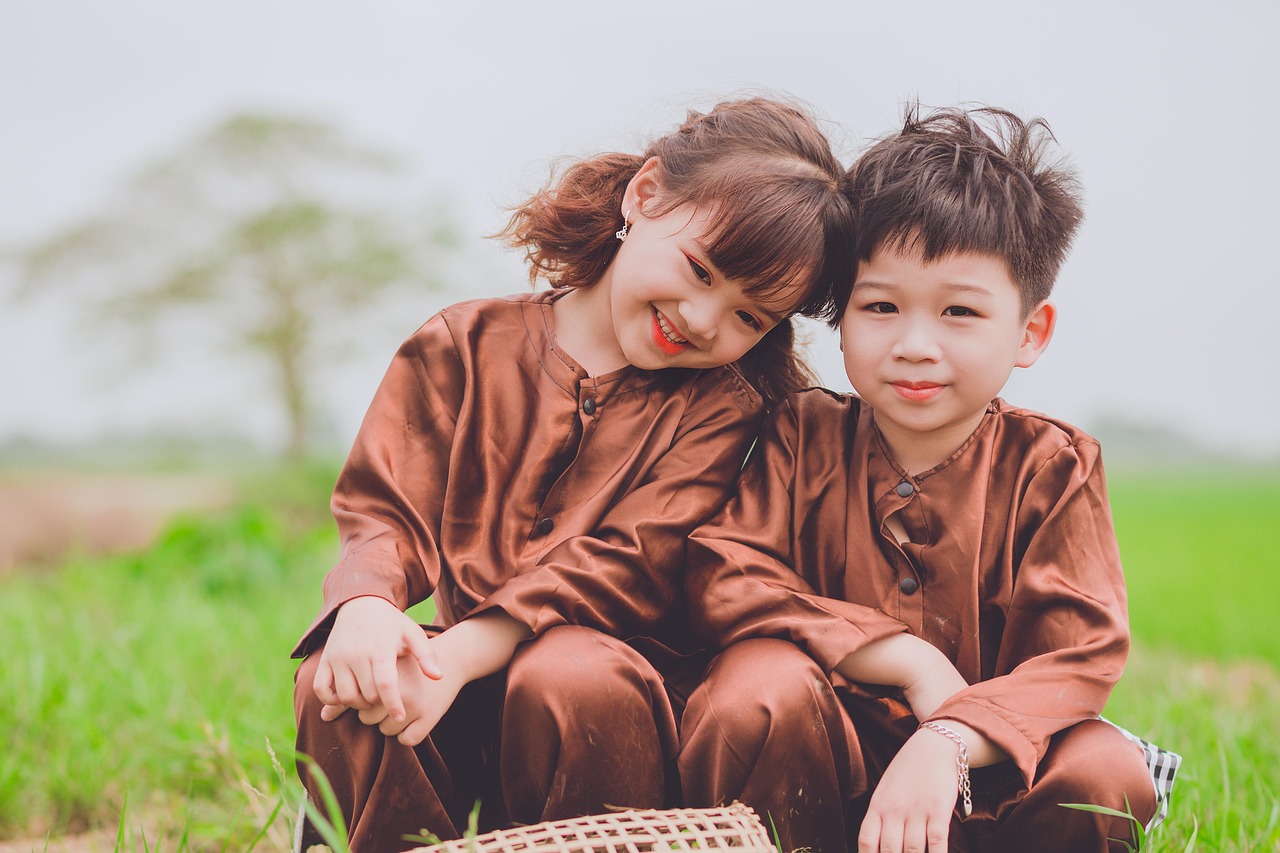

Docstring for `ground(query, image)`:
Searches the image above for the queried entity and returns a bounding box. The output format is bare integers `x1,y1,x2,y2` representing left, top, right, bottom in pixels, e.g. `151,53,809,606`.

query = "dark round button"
582,398,597,415
536,517,555,535
896,481,915,497
899,577,919,595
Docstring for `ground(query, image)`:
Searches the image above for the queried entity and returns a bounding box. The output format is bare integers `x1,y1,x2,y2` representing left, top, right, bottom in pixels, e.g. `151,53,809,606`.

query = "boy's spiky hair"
845,104,1084,314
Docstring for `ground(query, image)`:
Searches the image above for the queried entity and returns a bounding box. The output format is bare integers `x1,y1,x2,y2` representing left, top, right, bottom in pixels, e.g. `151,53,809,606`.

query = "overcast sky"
3,1,1278,458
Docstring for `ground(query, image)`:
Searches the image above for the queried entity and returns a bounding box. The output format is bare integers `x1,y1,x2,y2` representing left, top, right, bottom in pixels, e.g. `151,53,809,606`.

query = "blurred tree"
12,113,455,460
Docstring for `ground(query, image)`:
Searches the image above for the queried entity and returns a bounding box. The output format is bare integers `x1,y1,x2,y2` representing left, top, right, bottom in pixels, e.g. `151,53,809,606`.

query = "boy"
678,107,1175,852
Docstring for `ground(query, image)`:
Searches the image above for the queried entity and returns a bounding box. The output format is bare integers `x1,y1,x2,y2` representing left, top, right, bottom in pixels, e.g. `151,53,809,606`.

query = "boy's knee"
1037,721,1158,825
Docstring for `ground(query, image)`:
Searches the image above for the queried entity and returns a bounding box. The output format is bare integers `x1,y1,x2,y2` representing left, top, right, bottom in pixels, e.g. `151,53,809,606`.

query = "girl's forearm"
434,611,532,683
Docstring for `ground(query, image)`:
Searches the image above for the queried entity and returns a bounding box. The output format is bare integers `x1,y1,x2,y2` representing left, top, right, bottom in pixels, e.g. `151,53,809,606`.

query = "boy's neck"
871,406,990,476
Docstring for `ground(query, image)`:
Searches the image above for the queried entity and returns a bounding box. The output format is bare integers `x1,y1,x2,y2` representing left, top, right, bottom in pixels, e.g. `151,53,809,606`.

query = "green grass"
0,468,338,850
1111,470,1280,665
0,465,1276,850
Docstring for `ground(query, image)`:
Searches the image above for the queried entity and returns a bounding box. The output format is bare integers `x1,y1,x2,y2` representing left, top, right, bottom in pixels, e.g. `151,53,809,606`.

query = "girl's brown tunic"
293,291,763,849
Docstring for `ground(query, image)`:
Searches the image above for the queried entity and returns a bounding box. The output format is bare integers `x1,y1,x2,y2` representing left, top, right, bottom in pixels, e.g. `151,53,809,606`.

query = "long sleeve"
292,313,465,657
292,292,766,659
473,370,763,638
927,436,1130,785
687,394,908,672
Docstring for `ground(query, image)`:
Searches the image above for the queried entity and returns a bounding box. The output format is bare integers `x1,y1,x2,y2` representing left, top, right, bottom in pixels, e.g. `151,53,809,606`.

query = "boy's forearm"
835,632,963,691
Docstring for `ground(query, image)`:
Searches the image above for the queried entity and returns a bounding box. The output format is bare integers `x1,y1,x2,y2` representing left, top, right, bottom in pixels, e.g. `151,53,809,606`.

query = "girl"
291,96,856,851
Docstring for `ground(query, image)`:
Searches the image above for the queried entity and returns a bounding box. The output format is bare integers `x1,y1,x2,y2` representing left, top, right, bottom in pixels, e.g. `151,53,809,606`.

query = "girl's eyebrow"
691,240,791,326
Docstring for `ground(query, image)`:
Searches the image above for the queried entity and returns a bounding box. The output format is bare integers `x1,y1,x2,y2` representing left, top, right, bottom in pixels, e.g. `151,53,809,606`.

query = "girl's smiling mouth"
652,307,689,355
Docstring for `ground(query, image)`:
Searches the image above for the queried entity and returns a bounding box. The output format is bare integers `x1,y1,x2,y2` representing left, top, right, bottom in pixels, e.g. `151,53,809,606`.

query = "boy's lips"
891,380,944,402
651,308,689,355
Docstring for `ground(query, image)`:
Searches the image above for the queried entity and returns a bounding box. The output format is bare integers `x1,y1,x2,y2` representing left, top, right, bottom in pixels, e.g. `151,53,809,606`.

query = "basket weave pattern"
409,803,779,853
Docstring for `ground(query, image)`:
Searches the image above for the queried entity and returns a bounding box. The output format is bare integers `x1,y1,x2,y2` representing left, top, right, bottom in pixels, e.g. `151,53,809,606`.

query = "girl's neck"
551,284,630,377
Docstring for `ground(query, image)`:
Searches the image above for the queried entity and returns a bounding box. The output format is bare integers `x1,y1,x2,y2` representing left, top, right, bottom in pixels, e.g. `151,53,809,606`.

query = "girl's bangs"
698,185,829,314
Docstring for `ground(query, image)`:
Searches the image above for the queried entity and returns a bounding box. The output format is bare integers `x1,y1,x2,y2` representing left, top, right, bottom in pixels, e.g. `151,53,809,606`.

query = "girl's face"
601,165,801,372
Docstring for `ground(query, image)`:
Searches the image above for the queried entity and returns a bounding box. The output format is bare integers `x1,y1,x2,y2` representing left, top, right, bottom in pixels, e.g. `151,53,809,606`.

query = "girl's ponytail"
731,319,818,411
500,153,644,291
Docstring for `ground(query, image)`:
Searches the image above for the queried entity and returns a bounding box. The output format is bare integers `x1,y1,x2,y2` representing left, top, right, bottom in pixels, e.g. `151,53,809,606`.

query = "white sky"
3,0,1278,457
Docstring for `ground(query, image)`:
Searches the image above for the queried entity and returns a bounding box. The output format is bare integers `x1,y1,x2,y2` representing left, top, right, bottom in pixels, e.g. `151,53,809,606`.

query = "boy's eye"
687,257,712,285
943,305,977,317
866,302,897,314
735,310,762,332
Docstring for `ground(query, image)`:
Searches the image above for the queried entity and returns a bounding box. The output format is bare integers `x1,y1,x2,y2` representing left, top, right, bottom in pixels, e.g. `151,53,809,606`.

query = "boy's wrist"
918,721,973,817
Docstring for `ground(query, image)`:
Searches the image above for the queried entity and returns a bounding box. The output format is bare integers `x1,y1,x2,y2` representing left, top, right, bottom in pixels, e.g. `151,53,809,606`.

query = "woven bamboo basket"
408,803,779,853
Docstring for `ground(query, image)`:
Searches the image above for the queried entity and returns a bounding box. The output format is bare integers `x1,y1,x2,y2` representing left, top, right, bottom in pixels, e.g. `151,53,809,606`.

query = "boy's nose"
892,323,941,362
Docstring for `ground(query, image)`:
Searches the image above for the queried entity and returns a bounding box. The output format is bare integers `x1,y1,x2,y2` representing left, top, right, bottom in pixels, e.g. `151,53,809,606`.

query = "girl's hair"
500,97,856,408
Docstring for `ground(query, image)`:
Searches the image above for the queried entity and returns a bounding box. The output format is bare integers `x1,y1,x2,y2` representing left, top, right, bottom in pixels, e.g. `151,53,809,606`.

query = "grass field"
0,464,1277,851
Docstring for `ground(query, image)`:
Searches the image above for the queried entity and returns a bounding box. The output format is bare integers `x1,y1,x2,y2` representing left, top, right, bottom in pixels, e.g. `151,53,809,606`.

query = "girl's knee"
505,626,665,728
684,639,833,753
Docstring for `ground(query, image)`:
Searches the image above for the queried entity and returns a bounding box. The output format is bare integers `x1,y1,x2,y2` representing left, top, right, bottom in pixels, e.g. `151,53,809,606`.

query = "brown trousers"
294,625,683,852
679,639,1158,853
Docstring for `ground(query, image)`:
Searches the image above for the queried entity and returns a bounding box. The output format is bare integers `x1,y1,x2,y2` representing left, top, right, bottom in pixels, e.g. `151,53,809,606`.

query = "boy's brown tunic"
682,388,1154,851
293,291,763,849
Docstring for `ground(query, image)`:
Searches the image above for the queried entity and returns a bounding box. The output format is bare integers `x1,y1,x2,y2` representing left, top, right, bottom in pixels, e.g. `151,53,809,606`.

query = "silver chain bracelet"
919,721,973,817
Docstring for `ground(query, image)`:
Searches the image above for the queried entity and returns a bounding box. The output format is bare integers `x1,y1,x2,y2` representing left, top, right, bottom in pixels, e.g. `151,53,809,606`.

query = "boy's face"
840,241,1054,463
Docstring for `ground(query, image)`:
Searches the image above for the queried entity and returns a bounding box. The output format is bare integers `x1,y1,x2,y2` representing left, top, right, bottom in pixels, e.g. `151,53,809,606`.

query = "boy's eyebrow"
852,279,995,298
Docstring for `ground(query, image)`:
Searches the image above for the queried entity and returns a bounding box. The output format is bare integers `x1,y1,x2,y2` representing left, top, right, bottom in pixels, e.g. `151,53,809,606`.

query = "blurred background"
2,1,1277,850
4,0,1278,463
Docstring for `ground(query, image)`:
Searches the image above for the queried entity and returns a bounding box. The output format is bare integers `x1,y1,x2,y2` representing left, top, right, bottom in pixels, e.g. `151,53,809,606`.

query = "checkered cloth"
1104,719,1182,831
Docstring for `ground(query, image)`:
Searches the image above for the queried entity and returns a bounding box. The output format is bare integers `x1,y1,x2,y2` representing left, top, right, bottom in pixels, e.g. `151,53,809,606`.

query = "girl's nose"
679,295,722,344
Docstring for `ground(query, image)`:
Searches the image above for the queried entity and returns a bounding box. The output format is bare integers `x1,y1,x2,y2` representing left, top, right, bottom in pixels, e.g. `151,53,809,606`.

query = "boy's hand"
312,596,443,724
857,729,959,853
355,646,466,746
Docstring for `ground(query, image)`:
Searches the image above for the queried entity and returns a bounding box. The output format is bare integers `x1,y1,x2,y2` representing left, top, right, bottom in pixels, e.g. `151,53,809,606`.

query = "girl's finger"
407,630,442,680
358,705,389,727
370,653,405,721
312,660,339,705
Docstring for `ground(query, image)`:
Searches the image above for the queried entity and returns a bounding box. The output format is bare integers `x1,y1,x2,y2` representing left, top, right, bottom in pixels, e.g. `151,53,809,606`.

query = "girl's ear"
622,157,663,219
1015,300,1056,368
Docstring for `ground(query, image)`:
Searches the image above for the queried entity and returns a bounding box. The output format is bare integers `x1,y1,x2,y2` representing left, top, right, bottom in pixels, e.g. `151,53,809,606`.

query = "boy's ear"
622,157,663,218
1015,300,1056,368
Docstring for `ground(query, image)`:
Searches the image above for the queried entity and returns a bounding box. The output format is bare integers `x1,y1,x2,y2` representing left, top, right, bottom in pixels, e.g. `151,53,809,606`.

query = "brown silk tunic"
293,290,763,658
686,388,1130,786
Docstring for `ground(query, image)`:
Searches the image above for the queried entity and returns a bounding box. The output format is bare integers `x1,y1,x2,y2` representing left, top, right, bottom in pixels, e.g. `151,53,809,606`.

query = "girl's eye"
866,302,897,314
735,310,762,332
687,257,712,285
943,305,977,317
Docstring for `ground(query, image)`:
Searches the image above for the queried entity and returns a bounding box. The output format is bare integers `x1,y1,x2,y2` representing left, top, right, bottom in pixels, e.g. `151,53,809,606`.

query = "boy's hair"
500,97,857,408
845,104,1084,315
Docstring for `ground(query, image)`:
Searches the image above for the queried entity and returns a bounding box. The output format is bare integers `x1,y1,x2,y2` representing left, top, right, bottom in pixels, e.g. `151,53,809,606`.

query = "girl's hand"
312,596,442,724
345,610,533,745
356,646,466,746
858,729,960,853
